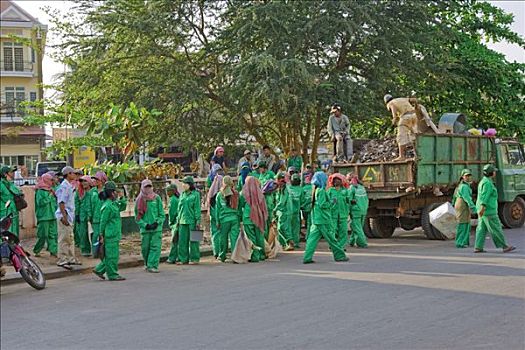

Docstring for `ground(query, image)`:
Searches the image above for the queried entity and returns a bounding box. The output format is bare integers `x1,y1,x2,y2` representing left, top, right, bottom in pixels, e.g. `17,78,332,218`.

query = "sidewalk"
1,232,213,286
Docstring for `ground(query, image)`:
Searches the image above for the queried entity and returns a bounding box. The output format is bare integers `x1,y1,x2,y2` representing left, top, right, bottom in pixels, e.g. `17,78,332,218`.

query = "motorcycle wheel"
19,256,46,290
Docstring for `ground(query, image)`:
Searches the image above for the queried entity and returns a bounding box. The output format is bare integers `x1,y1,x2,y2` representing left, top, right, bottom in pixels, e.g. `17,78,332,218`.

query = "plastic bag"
265,223,283,259
231,229,254,264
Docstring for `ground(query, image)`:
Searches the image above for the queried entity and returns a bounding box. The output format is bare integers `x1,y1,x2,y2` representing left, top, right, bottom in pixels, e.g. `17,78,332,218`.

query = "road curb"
1,248,214,286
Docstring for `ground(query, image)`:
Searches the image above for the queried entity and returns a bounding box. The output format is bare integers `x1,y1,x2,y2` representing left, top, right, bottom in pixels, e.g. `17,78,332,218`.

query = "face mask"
182,183,190,191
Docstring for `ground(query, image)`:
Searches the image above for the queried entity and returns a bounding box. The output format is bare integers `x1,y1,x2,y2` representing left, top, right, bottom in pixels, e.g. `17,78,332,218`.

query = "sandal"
474,249,486,253
503,246,516,253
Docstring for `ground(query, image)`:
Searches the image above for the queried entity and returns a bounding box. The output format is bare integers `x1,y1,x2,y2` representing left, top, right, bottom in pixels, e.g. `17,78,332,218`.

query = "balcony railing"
0,60,34,73
0,105,25,122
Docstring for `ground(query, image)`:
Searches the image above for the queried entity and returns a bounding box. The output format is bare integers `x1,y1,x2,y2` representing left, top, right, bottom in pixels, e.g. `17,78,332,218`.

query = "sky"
12,0,525,98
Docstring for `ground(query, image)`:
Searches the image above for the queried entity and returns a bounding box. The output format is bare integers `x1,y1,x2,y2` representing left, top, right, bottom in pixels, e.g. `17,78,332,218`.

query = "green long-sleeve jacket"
274,187,292,217
264,192,276,219
327,187,349,221
453,182,476,223
215,192,240,224
287,156,303,170
288,184,303,215
238,195,254,225
177,190,201,227
135,195,165,233
0,179,19,218
348,184,369,218
35,189,57,222
259,170,276,186
100,198,127,242
311,188,335,225
168,195,179,227
301,184,313,212
75,191,92,222
476,176,498,216
90,187,103,224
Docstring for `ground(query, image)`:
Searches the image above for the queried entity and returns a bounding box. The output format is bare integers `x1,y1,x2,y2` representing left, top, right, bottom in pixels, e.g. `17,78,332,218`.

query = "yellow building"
0,0,48,176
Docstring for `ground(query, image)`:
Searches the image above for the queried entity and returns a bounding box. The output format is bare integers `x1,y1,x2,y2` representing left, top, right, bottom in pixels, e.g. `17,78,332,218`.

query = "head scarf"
208,163,223,183
311,171,328,189
35,173,54,191
350,174,359,185
327,173,349,189
242,176,268,233
239,162,251,187
46,170,57,177
303,171,313,184
135,179,157,221
94,171,108,183
207,174,223,211
221,175,239,209
214,146,224,156
78,175,93,199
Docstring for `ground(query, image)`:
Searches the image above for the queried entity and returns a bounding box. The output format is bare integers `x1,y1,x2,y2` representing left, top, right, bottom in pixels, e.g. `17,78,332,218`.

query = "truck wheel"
421,203,448,240
499,197,525,229
363,217,375,238
399,218,420,231
369,217,397,238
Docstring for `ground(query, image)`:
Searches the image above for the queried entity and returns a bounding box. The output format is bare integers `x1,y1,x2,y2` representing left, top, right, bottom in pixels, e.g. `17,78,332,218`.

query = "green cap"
276,172,286,180
291,173,301,182
483,164,497,174
104,181,117,191
258,161,267,169
182,176,194,185
460,169,472,177
0,165,15,176
167,184,178,192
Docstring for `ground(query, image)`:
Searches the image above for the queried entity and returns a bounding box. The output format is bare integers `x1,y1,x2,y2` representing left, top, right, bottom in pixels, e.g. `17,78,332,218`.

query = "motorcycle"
0,201,46,290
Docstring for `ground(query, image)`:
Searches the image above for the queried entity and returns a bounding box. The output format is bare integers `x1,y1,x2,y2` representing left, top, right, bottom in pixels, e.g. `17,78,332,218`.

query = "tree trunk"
310,106,323,164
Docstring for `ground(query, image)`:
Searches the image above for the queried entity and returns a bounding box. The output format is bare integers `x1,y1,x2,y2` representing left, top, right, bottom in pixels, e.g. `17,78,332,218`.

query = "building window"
0,155,39,177
3,87,25,117
31,48,35,63
30,92,37,102
2,42,24,72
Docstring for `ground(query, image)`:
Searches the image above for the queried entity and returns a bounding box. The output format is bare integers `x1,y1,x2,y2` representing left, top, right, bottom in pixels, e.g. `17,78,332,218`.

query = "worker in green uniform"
348,175,369,248
237,162,251,192
90,171,108,255
474,164,516,253
327,173,350,249
303,172,349,264
257,162,276,186
93,181,127,281
262,180,277,240
452,169,476,248
135,179,165,272
215,176,240,262
239,176,268,262
287,148,303,171
288,173,303,248
207,174,223,258
76,175,93,256
166,184,180,264
274,172,294,250
301,170,314,239
33,173,58,256
0,165,21,237
177,176,202,264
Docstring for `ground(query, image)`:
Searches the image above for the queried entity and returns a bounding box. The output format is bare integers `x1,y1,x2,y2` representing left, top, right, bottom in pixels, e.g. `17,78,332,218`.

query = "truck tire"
369,217,397,238
399,218,420,231
421,203,448,240
363,217,374,238
499,197,525,229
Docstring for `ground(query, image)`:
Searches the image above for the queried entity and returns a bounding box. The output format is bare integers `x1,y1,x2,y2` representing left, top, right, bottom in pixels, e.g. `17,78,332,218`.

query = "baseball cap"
61,166,75,175
460,169,472,177
244,149,251,155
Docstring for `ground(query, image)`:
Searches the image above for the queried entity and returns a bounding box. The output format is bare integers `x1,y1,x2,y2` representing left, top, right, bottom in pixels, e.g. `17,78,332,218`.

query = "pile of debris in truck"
356,137,415,163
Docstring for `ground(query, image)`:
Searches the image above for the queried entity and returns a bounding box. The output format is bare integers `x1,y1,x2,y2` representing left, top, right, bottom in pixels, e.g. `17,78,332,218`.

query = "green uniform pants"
303,223,347,263
77,220,91,255
141,230,162,269
264,213,273,240
74,220,80,247
474,215,508,250
210,215,221,258
349,216,368,248
455,222,471,248
277,214,292,246
302,210,311,240
219,220,240,261
94,240,121,280
333,218,349,249
91,222,100,255
244,224,265,262
167,227,179,263
290,212,301,247
178,224,200,263
33,219,58,255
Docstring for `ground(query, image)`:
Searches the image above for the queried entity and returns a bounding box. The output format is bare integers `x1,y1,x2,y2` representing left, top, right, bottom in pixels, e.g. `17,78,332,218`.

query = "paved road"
2,228,524,350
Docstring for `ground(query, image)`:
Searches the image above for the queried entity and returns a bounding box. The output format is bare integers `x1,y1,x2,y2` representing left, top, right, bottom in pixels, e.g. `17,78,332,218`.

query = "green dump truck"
333,134,525,240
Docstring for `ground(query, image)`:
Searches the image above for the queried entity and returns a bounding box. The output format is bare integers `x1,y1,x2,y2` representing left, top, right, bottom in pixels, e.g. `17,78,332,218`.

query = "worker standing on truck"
327,104,352,163
474,164,516,253
452,169,476,248
384,95,419,161
348,174,369,248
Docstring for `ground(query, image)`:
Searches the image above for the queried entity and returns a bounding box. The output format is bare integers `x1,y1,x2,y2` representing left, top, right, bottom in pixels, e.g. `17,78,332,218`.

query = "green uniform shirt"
301,184,313,212
238,195,255,225
348,184,369,217
287,156,303,170
288,184,303,215
75,191,92,221
35,189,57,222
259,170,276,186
134,195,165,233
90,187,103,224
311,188,335,225
264,192,276,214
0,179,19,217
177,190,201,226
100,198,127,242
274,187,292,216
476,176,498,215
168,195,179,226
327,187,349,220
453,182,476,223
215,192,239,224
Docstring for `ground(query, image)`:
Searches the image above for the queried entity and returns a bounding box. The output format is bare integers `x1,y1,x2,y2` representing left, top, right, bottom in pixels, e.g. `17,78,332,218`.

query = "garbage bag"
231,229,253,264
265,224,283,259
